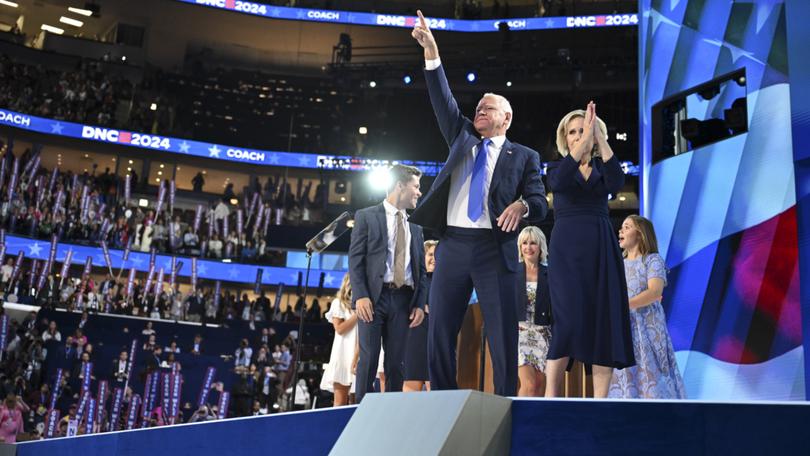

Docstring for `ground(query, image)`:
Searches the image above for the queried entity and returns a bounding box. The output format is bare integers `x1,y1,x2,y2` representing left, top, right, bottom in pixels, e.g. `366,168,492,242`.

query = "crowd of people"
0,55,130,128
0,143,330,272
0,297,326,441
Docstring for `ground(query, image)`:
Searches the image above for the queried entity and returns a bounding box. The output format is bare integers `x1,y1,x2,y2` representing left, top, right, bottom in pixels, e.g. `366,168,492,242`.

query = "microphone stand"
289,211,353,410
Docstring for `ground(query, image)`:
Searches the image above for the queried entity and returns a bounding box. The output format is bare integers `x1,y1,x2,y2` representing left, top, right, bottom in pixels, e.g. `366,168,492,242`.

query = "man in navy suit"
410,11,548,396
350,164,427,402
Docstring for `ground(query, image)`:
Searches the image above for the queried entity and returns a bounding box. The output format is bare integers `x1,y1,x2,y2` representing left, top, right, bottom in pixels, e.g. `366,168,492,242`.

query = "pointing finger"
417,10,428,28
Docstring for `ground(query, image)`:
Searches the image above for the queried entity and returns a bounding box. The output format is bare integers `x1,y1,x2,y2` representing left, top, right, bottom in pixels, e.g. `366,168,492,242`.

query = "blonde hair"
517,226,547,263
555,109,609,158
623,215,660,258
424,240,438,252
337,273,352,312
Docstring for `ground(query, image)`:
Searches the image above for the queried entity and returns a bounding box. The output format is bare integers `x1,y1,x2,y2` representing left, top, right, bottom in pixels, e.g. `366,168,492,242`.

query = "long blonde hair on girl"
337,273,352,312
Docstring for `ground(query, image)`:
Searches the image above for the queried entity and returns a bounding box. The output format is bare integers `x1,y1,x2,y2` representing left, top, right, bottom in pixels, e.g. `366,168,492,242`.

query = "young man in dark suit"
410,11,548,396
350,164,427,402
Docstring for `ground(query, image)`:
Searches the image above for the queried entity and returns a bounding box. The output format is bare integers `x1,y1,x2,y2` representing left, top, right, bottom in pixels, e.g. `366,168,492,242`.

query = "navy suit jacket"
349,203,427,310
516,263,552,326
409,64,548,272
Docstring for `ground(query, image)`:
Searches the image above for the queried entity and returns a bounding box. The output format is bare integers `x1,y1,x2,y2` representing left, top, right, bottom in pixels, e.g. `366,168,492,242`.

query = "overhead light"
358,127,368,135
41,24,65,35
466,72,477,83
229,198,238,205
150,103,157,111
121,55,127,62
368,81,376,88
403,75,412,85
368,167,392,192
506,81,512,87
0,1,19,8
68,6,93,16
59,16,84,27
139,199,148,207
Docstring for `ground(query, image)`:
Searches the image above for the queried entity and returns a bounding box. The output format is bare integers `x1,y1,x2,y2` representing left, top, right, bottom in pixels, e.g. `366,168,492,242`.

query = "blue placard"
178,0,638,32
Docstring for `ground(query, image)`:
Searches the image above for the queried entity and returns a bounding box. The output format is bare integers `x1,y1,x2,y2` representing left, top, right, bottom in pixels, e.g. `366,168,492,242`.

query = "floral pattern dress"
608,254,686,399
518,282,552,373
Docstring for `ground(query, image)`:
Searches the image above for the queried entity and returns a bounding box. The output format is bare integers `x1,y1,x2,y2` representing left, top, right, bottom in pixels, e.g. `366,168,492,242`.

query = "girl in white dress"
320,273,358,406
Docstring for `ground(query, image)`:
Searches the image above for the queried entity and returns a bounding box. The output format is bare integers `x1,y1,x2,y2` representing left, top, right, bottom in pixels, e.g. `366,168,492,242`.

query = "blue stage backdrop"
640,0,803,399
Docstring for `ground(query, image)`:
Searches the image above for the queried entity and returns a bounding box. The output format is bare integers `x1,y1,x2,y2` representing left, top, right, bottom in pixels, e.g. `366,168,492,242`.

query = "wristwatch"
518,198,529,216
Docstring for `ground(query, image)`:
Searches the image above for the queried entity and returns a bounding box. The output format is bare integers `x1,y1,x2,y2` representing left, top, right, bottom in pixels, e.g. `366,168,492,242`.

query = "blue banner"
85,397,96,434
175,0,638,32
125,394,141,430
109,387,124,431
49,368,63,410
96,380,108,429
170,373,182,424
44,408,60,439
76,390,90,423
0,315,8,353
81,361,93,392
197,367,216,407
6,233,347,289
217,391,229,419
0,108,442,175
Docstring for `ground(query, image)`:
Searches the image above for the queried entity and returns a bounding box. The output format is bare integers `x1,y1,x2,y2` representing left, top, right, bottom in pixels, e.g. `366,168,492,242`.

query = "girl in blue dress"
609,215,686,399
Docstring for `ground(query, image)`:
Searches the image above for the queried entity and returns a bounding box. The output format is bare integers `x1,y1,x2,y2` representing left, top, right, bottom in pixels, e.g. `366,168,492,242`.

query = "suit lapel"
489,138,514,195
408,222,420,279
375,203,388,244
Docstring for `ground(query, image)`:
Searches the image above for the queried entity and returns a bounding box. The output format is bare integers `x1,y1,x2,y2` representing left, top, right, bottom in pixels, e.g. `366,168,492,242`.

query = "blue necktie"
467,138,491,222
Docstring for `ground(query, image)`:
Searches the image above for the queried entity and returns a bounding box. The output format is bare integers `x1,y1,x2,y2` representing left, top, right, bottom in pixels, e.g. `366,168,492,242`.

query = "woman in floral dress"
517,226,553,397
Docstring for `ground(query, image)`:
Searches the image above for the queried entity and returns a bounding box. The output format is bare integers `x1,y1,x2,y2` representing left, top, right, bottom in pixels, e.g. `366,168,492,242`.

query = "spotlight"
403,75,412,85
334,179,348,195
150,103,157,111
369,81,377,88
358,126,368,135
368,167,392,192
506,81,512,87
466,72,477,83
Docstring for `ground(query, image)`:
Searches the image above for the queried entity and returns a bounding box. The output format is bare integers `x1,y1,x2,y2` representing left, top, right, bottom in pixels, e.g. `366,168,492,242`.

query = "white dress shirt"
382,200,413,286
446,135,505,229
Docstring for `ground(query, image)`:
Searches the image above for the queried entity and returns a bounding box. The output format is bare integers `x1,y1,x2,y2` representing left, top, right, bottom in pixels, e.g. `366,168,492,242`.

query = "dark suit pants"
428,227,518,396
356,287,413,402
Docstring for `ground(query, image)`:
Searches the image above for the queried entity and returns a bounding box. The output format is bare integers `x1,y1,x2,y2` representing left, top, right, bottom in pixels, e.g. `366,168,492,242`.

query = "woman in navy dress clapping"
544,102,635,398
